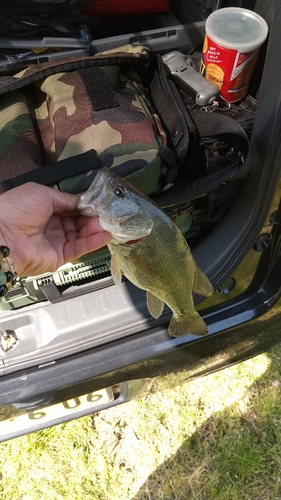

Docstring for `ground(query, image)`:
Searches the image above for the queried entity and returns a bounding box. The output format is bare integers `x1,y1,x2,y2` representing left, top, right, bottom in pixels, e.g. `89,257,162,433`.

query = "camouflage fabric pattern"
0,47,167,195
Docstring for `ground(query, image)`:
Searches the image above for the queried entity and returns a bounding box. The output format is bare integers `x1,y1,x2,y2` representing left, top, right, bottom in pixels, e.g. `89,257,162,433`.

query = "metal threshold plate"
0,387,114,442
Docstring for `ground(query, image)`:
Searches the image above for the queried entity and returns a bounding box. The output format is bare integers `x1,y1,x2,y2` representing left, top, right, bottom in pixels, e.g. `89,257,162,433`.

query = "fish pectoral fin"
168,312,208,337
146,292,164,319
193,265,214,297
110,255,122,286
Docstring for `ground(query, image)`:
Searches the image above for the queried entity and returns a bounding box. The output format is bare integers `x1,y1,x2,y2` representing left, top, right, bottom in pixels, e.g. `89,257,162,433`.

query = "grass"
1,345,281,499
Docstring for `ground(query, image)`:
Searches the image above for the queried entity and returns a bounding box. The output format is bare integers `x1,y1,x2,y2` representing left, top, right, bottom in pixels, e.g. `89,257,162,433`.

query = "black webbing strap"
189,108,251,181
3,149,100,191
149,55,190,165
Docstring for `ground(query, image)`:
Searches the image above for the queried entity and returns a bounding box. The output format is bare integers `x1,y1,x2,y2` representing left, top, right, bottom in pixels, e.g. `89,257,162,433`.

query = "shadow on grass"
133,346,281,500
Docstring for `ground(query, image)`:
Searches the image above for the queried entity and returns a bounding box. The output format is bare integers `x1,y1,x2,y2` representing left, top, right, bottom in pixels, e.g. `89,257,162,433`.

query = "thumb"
39,185,80,214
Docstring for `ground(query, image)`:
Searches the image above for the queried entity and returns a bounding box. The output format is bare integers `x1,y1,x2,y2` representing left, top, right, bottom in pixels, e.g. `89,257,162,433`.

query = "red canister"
201,8,268,102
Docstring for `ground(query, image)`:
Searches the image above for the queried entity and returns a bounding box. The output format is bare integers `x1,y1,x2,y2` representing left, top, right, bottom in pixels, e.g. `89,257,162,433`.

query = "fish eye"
115,186,125,197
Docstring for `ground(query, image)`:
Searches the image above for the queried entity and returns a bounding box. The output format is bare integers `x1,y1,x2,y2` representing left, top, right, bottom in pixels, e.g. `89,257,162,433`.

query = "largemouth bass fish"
78,168,213,337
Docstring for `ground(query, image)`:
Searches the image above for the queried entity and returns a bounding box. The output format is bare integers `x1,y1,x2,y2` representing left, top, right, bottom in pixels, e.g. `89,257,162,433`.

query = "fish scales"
78,167,213,337
108,215,194,312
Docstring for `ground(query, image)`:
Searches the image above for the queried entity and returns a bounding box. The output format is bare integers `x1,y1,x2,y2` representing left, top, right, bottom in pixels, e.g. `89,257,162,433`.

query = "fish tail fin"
193,265,214,297
168,312,208,337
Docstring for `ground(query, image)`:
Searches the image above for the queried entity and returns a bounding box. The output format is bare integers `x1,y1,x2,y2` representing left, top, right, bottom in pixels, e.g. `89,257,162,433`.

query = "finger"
76,216,105,237
62,215,106,241
41,185,80,214
63,232,111,262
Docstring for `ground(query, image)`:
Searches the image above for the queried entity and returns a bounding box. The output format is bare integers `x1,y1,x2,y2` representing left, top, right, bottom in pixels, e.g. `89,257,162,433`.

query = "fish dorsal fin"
193,265,214,297
146,292,164,319
110,255,122,286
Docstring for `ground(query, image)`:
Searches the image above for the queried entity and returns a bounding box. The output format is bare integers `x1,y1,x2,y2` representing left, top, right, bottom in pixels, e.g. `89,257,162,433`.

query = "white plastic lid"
205,7,268,52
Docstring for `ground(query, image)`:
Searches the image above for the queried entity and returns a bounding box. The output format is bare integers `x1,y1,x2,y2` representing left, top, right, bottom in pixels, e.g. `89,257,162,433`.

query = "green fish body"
78,168,213,337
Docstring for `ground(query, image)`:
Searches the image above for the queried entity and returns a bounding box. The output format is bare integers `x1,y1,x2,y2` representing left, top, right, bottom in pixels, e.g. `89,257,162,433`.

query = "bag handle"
0,47,150,95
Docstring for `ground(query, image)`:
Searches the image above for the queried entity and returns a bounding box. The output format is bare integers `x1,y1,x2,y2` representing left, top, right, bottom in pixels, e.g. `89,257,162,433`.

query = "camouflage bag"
0,45,180,196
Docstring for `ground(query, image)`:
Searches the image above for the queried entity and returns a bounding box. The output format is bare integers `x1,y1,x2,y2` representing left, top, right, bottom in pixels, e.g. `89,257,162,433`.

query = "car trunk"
0,0,280,385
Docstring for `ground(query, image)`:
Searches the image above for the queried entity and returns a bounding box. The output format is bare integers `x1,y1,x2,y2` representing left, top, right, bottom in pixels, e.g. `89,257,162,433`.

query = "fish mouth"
77,195,101,216
77,170,108,215
77,205,97,216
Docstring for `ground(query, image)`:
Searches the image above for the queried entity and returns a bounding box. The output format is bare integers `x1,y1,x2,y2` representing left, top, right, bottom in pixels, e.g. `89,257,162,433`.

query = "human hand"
0,182,111,277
